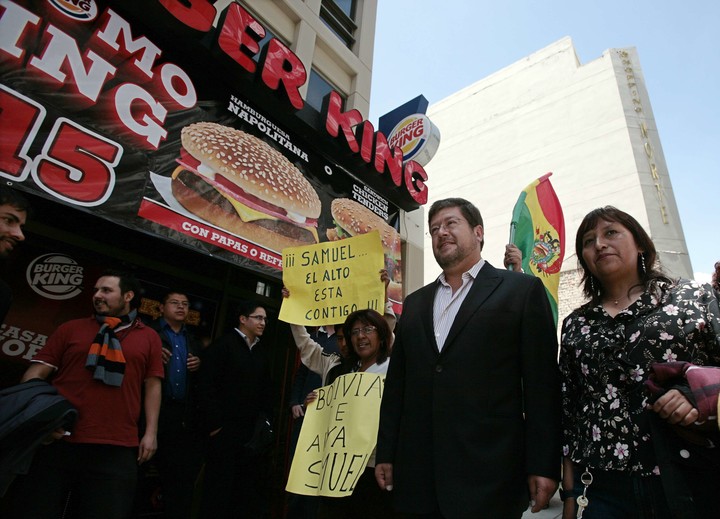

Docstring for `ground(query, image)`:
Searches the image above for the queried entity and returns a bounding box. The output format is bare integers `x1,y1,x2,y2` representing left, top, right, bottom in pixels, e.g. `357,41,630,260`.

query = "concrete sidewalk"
521,492,563,519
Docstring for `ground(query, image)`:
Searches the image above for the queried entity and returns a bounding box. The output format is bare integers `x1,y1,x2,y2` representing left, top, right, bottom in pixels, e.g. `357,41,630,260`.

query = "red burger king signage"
0,0,416,286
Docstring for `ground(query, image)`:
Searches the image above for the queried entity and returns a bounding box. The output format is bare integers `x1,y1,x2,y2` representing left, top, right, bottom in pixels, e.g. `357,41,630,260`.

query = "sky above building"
369,0,718,282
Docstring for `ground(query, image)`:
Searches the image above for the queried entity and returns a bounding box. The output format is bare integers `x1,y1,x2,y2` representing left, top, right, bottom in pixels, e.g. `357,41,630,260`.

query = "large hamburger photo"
326,198,403,304
171,122,321,252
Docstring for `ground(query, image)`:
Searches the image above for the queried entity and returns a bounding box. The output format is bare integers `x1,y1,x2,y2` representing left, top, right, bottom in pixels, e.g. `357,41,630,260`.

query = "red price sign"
0,84,122,207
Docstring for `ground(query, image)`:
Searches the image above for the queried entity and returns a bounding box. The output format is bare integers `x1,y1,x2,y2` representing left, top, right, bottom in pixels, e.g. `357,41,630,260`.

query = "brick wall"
557,268,589,330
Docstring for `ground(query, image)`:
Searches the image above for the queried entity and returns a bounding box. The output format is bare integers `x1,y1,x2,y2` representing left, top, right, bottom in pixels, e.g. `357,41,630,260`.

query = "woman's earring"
590,276,596,294
639,253,647,275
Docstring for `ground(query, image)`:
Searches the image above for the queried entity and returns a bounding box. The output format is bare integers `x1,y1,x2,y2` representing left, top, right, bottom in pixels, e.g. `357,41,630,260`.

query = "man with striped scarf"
6,270,163,519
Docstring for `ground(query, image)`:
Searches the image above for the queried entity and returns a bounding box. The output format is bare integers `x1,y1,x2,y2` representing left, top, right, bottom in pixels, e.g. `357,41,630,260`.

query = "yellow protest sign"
280,231,385,326
286,372,384,497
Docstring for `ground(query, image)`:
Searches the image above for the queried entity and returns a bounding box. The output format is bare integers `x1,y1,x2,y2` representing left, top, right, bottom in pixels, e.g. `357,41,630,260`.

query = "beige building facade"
418,37,692,323
225,0,377,116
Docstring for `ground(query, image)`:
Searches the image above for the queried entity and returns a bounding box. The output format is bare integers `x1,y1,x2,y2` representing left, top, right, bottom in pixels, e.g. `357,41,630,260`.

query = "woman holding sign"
282,269,395,387
285,302,396,518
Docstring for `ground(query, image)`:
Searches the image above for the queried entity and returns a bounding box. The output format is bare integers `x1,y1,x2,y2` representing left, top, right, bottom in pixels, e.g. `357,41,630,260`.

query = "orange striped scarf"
85,310,135,387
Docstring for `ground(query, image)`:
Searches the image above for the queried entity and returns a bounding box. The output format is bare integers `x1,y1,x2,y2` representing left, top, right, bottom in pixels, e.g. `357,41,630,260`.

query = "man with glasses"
149,291,203,519
199,301,273,519
375,198,562,518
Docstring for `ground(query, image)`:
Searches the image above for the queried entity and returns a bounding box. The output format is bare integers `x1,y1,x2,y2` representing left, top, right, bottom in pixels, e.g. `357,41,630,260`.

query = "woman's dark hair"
712,261,720,292
575,206,670,302
343,309,392,367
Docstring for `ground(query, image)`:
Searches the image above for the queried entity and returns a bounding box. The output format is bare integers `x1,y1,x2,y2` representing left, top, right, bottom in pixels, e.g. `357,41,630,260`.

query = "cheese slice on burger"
171,122,321,251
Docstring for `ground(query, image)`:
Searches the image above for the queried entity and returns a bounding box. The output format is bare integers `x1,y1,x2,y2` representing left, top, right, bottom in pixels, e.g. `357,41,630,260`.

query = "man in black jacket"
199,300,273,519
150,290,203,519
375,198,561,518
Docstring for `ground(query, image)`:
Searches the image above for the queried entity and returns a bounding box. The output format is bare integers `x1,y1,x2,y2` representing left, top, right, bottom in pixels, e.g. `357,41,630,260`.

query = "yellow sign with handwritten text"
280,231,385,326
285,372,384,497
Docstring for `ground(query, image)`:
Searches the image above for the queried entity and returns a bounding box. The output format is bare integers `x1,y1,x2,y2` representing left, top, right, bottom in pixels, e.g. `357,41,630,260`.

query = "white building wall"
421,37,691,320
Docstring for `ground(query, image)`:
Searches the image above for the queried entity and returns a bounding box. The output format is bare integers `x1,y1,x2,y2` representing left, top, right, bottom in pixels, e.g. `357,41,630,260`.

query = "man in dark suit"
199,301,273,519
375,198,561,518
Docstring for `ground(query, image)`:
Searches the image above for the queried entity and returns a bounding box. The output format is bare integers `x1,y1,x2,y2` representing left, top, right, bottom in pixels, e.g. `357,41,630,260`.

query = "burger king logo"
46,0,98,22
387,114,441,167
26,254,85,300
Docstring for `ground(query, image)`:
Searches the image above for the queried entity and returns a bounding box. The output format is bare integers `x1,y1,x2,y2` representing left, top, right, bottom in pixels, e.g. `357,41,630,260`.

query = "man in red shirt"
7,270,163,519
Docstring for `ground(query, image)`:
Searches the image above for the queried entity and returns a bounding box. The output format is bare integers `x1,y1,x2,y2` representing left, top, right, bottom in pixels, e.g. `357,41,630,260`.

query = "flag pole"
507,222,516,271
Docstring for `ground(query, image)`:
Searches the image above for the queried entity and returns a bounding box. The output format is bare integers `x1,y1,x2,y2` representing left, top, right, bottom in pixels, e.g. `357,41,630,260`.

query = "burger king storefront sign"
388,114,441,167
0,0,428,283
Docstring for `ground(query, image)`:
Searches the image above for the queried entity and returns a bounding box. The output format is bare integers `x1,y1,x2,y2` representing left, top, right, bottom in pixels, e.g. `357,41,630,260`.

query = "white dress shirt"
432,259,485,351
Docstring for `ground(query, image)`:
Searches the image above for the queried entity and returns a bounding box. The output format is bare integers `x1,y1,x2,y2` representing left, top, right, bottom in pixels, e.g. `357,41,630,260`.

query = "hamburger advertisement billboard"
0,0,423,311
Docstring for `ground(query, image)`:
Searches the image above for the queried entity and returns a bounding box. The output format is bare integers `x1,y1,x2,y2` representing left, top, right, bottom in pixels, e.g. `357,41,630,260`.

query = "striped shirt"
432,259,485,351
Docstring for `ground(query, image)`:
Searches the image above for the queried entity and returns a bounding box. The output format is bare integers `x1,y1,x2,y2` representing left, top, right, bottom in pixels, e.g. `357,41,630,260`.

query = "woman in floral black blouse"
559,207,720,519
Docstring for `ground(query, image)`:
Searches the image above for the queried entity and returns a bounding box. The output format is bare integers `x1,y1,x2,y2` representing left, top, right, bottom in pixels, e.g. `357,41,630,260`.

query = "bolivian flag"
510,173,565,325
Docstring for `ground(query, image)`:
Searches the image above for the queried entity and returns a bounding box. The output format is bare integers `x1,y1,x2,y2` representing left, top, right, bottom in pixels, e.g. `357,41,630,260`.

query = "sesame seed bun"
171,168,319,252
181,122,320,218
327,198,401,259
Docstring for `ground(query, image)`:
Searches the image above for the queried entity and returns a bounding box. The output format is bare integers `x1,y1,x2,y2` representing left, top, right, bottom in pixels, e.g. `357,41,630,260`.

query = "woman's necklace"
603,294,624,306
603,288,642,309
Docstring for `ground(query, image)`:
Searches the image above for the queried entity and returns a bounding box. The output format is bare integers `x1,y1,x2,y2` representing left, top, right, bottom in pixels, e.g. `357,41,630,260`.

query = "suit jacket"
199,330,273,438
376,262,562,518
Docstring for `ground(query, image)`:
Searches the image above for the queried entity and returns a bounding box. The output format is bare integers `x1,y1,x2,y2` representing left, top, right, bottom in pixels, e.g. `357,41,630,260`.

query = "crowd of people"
1,185,719,519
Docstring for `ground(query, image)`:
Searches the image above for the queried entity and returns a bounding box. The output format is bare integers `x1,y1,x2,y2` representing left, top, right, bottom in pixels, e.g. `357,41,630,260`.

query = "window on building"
332,0,355,18
306,69,344,112
252,25,276,63
320,0,357,48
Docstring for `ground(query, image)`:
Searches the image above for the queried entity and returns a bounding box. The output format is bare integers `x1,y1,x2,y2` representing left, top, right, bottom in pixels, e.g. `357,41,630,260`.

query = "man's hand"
375,463,394,491
41,427,67,445
504,244,523,272
187,353,201,372
291,404,304,419
380,269,390,289
304,391,318,407
650,388,699,426
137,433,157,464
528,475,557,513
161,347,172,364
21,362,54,383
